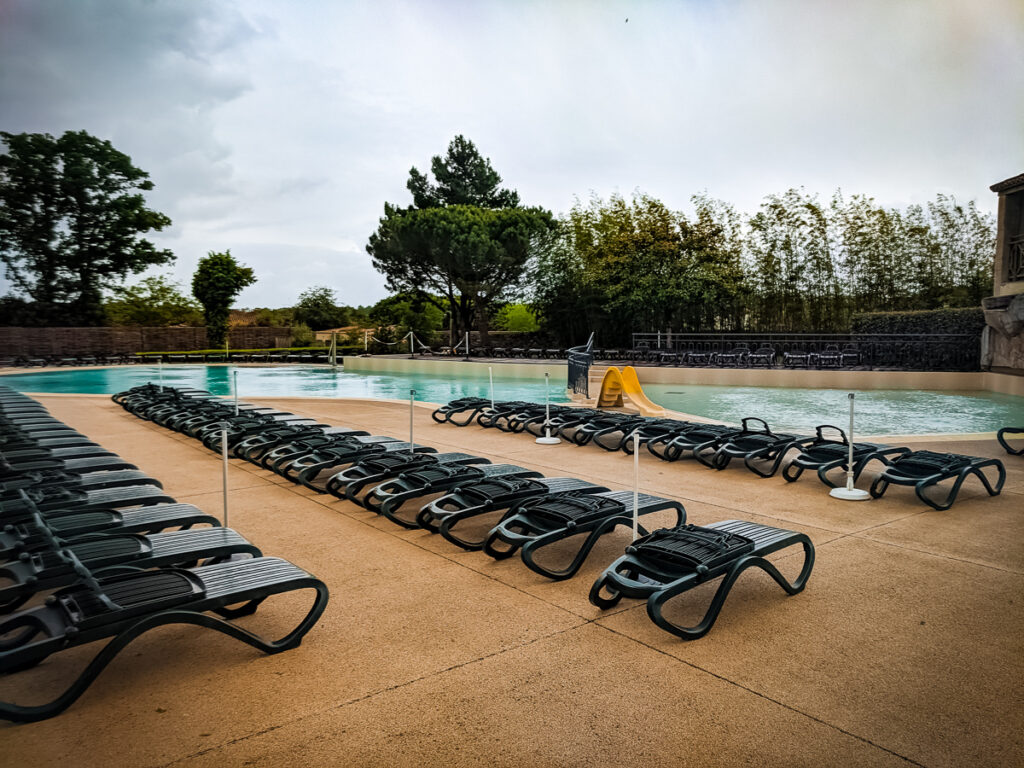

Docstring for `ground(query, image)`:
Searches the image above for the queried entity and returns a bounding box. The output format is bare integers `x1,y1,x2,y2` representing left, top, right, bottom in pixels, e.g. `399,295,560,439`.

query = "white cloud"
2,0,1022,307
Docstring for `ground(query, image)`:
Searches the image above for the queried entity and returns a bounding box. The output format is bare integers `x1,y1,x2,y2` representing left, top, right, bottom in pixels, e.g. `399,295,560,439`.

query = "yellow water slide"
597,365,665,416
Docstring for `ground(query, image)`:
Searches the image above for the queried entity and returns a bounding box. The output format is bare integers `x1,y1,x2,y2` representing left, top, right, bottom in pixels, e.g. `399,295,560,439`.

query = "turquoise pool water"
3,365,1022,435
0,365,568,408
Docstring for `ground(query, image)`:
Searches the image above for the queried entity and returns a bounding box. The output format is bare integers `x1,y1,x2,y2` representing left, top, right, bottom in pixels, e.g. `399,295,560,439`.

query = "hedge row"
850,307,985,336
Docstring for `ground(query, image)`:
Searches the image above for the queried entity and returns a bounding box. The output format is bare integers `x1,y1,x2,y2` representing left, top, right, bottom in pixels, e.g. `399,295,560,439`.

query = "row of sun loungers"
111,384,818,651
431,398,1008,511
0,385,328,723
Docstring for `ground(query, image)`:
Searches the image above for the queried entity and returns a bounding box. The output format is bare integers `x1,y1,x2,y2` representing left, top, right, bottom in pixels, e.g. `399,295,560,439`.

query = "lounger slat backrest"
632,525,755,573
192,556,311,600
524,494,624,526
893,450,972,474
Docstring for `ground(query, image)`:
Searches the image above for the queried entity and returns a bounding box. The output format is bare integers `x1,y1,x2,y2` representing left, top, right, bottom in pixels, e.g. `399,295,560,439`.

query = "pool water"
643,383,1024,436
0,366,569,408
3,365,1022,436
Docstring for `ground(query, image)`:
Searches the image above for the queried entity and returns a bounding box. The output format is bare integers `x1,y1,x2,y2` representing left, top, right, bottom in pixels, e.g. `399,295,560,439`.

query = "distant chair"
840,344,860,367
817,345,842,368
716,345,750,368
782,349,814,368
747,346,777,368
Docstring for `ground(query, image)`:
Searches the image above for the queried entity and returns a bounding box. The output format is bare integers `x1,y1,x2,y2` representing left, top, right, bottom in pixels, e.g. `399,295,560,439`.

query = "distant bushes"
851,307,985,335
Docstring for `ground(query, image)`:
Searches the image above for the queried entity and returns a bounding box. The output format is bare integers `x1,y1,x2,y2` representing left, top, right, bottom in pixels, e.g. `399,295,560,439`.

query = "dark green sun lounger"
419,476,611,550
0,556,328,722
482,490,685,580
589,520,814,640
868,450,1005,510
996,427,1023,456
781,425,911,487
0,527,260,613
366,463,543,528
324,451,488,503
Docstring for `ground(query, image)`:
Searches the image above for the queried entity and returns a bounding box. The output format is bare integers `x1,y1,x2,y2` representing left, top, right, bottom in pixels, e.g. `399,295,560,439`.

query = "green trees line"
1,131,996,345
536,188,994,345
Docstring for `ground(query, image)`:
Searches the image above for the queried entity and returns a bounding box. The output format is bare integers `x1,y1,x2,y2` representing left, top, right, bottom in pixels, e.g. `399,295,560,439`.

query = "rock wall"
981,293,1024,371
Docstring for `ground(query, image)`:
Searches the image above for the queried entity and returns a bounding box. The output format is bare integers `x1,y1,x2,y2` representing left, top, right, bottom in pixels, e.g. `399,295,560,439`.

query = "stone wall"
0,326,291,356
981,293,1024,372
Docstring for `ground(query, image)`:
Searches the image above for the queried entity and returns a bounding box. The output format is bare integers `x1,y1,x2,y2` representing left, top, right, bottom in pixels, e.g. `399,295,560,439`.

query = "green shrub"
850,307,984,336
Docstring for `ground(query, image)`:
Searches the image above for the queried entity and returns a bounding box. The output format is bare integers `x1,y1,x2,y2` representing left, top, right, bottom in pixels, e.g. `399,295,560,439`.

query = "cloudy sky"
2,0,1022,308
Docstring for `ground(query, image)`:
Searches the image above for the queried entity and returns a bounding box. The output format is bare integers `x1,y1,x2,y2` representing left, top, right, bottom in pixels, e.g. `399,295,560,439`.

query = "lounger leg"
647,542,814,640
521,517,647,581
0,582,328,723
782,461,806,483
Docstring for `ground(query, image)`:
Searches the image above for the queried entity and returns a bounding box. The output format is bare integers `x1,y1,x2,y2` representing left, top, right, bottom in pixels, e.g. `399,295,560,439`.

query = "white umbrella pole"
535,371,560,444
633,430,640,540
489,366,494,409
233,369,238,415
221,423,230,527
158,358,163,391
409,388,415,446
829,393,870,501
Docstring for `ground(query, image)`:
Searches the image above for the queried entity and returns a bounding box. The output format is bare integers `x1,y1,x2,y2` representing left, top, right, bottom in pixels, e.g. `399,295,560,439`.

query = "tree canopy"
368,136,552,342
368,203,555,341
104,275,203,326
292,285,350,330
191,250,256,346
0,130,174,325
407,135,519,209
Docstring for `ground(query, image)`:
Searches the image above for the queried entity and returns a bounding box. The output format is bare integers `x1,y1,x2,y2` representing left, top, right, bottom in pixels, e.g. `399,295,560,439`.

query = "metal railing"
628,332,980,371
1008,234,1024,283
567,333,595,397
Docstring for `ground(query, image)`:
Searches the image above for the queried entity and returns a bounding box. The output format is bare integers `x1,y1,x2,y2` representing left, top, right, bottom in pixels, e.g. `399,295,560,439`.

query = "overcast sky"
2,0,1022,308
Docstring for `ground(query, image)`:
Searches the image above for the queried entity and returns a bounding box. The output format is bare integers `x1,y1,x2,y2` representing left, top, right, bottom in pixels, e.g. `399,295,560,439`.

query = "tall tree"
191,250,256,346
368,204,554,342
293,285,350,330
104,275,203,326
0,130,173,325
368,137,550,342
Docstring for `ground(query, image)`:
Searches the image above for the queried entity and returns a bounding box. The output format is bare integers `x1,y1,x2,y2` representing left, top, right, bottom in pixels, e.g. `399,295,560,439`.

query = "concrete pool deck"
2,394,1022,767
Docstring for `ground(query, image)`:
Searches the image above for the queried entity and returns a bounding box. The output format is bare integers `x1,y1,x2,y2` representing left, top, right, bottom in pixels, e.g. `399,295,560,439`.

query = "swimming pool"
3,365,1022,435
0,365,569,408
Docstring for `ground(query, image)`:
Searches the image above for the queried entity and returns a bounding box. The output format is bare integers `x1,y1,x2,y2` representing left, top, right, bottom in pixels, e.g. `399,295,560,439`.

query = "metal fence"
567,333,595,397
628,332,980,371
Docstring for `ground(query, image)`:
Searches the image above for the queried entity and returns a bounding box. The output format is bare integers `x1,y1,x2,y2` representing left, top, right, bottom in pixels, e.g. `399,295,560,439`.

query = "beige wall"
342,356,1024,396
342,356,567,381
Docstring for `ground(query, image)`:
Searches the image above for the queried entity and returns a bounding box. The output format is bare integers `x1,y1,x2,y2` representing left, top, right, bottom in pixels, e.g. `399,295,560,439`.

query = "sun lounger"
256,428,373,471
0,556,328,722
781,425,911,487
0,503,221,557
3,484,177,514
716,346,750,367
746,346,776,368
431,398,493,426
0,468,161,498
692,418,808,476
323,451,488,503
604,419,700,454
482,490,686,580
996,427,1024,456
563,412,649,447
366,464,544,528
289,437,425,488
868,450,1005,510
589,520,814,639
0,527,261,613
419,477,611,550
646,422,742,462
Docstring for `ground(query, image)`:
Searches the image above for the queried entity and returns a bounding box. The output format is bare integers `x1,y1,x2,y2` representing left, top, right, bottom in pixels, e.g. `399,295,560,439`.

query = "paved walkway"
2,395,1022,767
